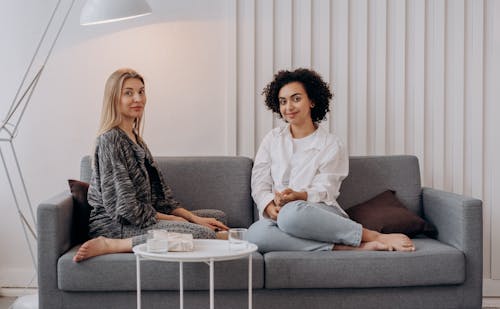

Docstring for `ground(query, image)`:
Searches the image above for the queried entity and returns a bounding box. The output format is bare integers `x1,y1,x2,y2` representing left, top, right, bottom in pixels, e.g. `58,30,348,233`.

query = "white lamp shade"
80,0,152,26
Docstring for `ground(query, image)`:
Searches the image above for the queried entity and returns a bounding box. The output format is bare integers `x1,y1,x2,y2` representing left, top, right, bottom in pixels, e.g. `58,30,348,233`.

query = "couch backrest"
80,156,255,228
337,155,422,216
81,155,423,226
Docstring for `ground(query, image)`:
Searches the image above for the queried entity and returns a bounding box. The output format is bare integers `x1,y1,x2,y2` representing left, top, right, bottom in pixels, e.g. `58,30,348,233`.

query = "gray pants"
124,209,227,246
247,201,362,253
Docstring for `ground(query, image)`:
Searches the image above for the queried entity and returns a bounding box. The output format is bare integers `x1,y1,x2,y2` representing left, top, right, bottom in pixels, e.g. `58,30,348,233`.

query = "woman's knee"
192,224,216,239
192,209,228,225
247,220,273,242
156,220,216,239
247,220,277,252
276,200,308,233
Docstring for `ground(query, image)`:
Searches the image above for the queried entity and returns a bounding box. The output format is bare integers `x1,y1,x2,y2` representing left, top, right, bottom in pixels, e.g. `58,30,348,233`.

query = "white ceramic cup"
146,229,169,253
228,228,248,251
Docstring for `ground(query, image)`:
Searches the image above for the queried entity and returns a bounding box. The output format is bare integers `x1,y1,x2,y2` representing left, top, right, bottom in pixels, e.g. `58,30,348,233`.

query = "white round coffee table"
133,239,258,309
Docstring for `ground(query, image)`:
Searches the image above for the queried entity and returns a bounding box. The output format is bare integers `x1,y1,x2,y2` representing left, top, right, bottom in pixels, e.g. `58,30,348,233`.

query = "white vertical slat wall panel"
255,0,274,150
348,0,368,155
274,0,293,71
386,0,406,155
292,0,312,68
425,0,446,190
367,0,387,155
225,0,237,155
484,0,500,281
330,0,349,146
273,0,293,129
312,0,331,130
236,0,256,158
446,0,465,195
231,0,500,287
482,0,492,282
405,0,425,170
464,0,484,200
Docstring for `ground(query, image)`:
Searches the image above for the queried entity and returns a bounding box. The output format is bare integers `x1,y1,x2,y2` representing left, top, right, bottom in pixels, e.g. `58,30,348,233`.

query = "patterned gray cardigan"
88,127,180,239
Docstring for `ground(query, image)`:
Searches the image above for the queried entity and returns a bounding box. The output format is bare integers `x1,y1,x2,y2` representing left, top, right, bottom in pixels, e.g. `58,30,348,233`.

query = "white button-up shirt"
252,124,349,219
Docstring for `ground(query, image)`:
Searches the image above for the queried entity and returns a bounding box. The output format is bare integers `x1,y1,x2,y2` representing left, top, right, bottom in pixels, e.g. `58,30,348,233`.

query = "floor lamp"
3,0,152,308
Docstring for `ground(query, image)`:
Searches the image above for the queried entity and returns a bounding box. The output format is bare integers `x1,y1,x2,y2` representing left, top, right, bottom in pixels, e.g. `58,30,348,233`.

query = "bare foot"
359,241,390,251
376,233,415,252
73,236,132,262
334,241,389,251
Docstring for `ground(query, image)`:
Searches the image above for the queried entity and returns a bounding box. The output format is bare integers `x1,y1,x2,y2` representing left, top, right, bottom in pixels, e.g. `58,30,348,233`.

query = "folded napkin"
151,230,194,252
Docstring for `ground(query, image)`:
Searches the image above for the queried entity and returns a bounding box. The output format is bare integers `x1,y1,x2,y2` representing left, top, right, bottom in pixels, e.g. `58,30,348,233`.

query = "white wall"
0,0,230,287
1,0,499,296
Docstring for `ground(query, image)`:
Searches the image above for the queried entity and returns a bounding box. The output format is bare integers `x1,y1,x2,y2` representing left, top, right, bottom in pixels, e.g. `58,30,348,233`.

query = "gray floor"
1,296,499,309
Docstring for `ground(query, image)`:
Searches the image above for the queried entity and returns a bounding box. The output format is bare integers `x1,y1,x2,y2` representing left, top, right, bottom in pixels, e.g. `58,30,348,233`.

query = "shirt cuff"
306,190,322,203
258,193,275,219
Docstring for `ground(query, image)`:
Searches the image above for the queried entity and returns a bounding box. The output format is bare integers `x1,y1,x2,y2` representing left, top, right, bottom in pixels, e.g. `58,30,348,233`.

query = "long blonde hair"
97,68,146,138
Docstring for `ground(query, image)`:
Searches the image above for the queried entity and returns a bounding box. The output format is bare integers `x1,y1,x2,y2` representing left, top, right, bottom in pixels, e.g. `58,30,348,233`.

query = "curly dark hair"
262,68,332,123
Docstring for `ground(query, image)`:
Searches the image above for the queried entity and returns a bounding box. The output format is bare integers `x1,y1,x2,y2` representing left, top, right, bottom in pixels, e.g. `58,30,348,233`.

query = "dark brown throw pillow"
68,179,91,244
345,190,437,238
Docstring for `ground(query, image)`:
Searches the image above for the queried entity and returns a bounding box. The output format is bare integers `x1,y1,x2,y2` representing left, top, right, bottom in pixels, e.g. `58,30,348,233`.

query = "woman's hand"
273,192,284,208
274,189,307,207
264,201,281,220
266,190,308,219
191,216,229,231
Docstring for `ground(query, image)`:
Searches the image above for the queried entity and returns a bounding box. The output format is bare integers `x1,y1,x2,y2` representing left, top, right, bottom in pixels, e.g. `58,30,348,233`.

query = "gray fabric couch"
37,155,483,309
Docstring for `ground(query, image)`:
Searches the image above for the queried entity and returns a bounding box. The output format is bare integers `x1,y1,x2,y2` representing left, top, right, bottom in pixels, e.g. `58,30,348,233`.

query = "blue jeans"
247,200,362,253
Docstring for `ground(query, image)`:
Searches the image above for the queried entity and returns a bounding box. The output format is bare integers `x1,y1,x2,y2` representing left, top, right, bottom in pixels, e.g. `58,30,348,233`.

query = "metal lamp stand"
3,1,152,307
2,1,77,308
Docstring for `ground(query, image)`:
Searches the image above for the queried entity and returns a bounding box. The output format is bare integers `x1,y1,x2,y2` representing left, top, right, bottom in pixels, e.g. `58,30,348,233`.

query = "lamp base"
12,294,38,309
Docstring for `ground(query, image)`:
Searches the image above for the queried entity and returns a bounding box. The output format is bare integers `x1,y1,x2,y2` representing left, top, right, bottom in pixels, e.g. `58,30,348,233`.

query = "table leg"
179,262,184,309
136,255,141,309
210,259,214,309
248,254,252,309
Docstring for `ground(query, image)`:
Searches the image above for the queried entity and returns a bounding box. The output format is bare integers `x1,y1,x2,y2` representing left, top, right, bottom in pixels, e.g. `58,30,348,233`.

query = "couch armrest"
422,187,482,308
37,191,74,309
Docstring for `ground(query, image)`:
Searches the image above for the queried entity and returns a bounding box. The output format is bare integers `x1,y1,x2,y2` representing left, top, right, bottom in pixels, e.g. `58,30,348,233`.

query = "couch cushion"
339,155,422,216
346,190,437,237
58,246,264,291
264,238,464,289
81,156,254,228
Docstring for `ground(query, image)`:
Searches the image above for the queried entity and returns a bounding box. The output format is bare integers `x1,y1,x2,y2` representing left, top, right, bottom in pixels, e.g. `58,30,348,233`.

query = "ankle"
361,228,381,242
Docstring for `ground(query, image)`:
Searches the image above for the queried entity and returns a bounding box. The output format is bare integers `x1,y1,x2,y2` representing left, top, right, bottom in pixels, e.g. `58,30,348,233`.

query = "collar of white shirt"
277,124,329,152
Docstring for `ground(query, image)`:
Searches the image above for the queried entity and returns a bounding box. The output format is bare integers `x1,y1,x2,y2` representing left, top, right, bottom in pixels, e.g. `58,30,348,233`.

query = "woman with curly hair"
247,68,415,253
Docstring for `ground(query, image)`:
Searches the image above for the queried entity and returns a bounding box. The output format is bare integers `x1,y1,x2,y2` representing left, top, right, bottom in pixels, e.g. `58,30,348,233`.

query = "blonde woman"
73,68,228,262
